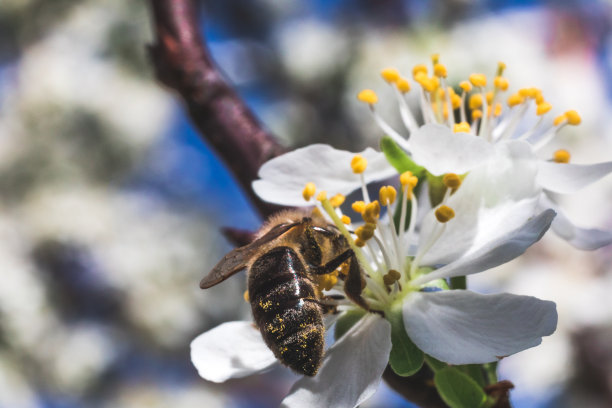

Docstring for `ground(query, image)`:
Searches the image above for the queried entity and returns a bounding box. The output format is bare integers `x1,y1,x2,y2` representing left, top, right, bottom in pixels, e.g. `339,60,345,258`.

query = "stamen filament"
368,106,411,151
392,87,418,134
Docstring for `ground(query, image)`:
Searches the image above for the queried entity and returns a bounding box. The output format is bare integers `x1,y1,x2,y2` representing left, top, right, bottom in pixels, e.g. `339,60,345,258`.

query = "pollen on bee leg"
553,149,571,163
243,290,250,303
435,205,455,223
351,155,368,174
302,182,316,201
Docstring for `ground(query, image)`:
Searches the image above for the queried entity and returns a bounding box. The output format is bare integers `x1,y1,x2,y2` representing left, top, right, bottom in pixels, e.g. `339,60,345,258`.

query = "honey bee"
199,210,369,376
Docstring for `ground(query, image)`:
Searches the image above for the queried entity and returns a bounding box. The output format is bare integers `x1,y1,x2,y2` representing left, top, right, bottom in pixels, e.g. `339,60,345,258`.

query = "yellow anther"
352,200,366,214
493,103,502,117
330,193,346,208
437,87,446,100
497,61,507,76
396,78,411,93
302,182,316,201
355,238,366,248
400,171,418,188
536,102,552,116
469,94,483,110
451,93,462,109
469,73,487,87
381,68,400,83
417,75,439,93
519,87,538,99
388,269,401,280
363,201,381,223
453,122,471,133
507,93,524,107
493,76,509,91
472,109,483,120
553,149,571,163
357,89,378,105
341,215,351,225
316,191,327,201
565,110,581,125
534,91,544,105
412,64,428,78
435,205,455,223
459,81,472,93
443,173,462,189
383,273,396,286
355,224,375,241
351,155,368,174
379,185,397,206
553,114,567,126
486,91,494,105
243,290,250,303
434,63,448,78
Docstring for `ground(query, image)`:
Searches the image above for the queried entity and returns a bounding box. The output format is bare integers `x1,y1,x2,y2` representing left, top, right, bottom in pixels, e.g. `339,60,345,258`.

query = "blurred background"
1,0,612,407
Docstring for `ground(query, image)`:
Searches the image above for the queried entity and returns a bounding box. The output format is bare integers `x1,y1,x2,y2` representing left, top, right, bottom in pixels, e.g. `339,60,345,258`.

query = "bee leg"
343,252,382,314
311,249,353,275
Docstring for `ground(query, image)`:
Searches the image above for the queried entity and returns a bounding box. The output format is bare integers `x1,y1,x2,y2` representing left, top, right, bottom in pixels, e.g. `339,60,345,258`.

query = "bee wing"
200,221,301,289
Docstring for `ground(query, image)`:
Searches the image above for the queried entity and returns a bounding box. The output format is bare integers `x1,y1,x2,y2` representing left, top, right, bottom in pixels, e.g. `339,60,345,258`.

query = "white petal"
253,144,396,206
190,321,277,383
539,194,612,250
281,314,391,408
409,123,495,176
419,140,541,265
537,160,612,194
413,209,555,286
403,291,557,365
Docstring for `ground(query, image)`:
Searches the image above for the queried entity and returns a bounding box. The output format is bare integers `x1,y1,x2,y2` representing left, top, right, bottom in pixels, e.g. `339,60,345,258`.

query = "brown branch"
147,0,286,219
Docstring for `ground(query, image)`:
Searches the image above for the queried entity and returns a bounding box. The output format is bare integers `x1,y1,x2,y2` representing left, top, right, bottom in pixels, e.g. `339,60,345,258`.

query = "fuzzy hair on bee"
200,209,369,376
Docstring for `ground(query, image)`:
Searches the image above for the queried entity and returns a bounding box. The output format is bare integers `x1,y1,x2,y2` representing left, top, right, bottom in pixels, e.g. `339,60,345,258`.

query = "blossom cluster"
191,56,612,407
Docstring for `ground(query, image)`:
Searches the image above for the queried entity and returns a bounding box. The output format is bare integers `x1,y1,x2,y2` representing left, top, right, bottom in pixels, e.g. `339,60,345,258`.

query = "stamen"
362,201,381,224
507,93,525,107
351,155,368,174
341,215,352,225
472,109,483,120
379,186,397,206
357,89,378,105
435,205,455,223
355,223,377,241
381,68,400,84
434,63,448,78
453,122,471,133
443,173,461,192
330,193,346,208
469,73,487,87
412,64,428,79
536,102,552,116
316,191,327,201
553,149,571,163
392,83,418,133
352,200,366,214
469,94,483,110
302,182,316,201
553,114,567,126
459,81,472,93
565,110,581,125
494,76,509,91
396,78,411,93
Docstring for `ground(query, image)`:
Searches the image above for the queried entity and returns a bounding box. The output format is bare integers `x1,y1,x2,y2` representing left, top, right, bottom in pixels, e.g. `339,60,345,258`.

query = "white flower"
192,144,558,407
354,59,612,250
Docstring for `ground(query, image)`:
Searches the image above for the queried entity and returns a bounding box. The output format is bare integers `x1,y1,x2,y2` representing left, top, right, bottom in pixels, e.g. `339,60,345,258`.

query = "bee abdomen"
248,247,324,376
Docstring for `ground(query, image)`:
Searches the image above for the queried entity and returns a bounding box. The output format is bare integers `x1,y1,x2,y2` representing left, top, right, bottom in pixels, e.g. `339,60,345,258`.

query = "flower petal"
537,161,612,194
253,144,396,206
190,321,277,383
403,290,557,365
409,124,495,176
419,140,541,265
539,194,612,250
413,209,555,286
281,314,391,408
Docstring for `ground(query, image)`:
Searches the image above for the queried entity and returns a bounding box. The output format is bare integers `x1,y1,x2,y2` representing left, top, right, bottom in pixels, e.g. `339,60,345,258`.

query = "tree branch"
147,0,286,219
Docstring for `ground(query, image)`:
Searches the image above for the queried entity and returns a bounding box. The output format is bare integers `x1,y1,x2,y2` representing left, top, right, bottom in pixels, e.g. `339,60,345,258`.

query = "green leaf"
458,365,487,388
434,367,487,408
427,172,446,207
424,354,447,372
380,136,425,176
334,309,366,340
387,306,424,376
